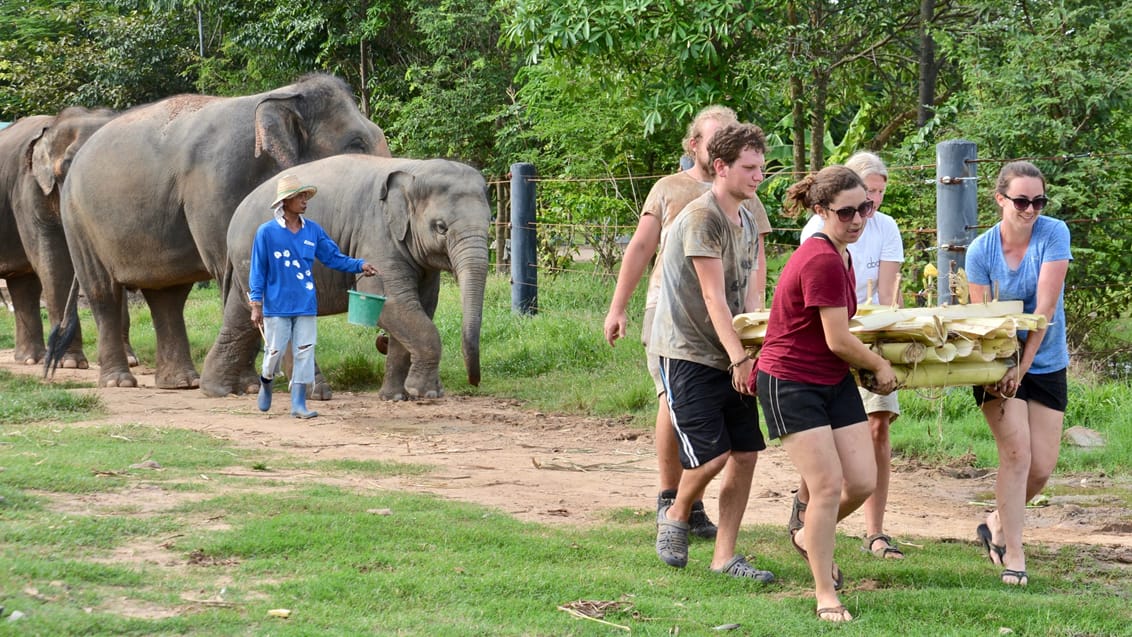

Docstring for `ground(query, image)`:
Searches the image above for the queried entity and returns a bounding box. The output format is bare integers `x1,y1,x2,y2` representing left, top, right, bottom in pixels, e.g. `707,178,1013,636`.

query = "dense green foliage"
2,0,1130,351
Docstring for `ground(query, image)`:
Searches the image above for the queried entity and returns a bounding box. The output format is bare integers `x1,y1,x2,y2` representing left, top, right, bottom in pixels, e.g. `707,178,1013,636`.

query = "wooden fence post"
494,180,509,274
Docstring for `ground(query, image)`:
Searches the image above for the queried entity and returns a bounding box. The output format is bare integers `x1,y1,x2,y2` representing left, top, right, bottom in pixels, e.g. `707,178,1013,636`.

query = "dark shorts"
973,368,1068,412
658,357,766,469
756,371,867,440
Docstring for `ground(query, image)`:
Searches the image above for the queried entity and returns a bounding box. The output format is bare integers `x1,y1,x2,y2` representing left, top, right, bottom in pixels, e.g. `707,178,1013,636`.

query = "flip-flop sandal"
816,605,852,622
1001,568,1028,587
863,533,905,559
976,523,1006,565
790,529,844,590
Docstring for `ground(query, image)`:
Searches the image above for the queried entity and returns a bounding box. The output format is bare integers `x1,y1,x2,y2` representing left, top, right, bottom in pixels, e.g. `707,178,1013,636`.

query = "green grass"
3,269,1132,474
2,270,1132,633
0,369,102,424
1,424,1129,636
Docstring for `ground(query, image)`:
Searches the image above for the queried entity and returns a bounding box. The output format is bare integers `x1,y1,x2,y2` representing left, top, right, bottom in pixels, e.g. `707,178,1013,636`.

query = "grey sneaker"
712,555,775,583
656,494,718,539
655,505,690,568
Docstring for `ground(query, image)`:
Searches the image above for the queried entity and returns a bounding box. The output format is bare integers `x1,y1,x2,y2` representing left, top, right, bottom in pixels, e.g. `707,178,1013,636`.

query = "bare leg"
985,398,1064,581
863,411,902,557
709,451,757,569
983,398,1030,578
783,422,875,618
664,452,728,525
656,397,682,492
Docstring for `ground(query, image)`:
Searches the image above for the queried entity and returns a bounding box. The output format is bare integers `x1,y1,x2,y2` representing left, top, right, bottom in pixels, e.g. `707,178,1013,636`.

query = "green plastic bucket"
346,290,386,327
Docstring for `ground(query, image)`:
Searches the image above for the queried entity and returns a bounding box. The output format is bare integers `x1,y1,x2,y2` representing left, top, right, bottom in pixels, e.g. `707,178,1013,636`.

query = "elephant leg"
280,349,334,400
378,278,443,400
379,336,411,401
121,294,138,367
36,269,89,370
5,274,46,365
403,277,443,398
310,360,333,401
90,284,136,387
140,284,199,389
200,288,262,397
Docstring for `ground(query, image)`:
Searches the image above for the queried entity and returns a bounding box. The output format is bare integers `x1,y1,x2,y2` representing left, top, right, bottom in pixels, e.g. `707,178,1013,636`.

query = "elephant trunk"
452,239,487,387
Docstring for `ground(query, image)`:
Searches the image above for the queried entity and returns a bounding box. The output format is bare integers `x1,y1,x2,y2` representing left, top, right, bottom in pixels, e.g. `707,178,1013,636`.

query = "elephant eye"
433,220,449,235
346,137,368,152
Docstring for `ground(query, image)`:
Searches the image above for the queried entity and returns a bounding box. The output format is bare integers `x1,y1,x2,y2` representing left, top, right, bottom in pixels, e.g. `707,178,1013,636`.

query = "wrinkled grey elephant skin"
60,74,391,389
200,155,489,402
0,107,132,369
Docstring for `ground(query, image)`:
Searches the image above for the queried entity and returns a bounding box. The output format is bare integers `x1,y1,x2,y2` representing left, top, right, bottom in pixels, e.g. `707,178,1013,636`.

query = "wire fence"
484,152,1132,370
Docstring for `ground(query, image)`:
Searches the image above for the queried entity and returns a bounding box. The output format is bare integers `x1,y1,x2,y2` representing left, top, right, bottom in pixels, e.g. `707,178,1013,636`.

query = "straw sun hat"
271,174,317,207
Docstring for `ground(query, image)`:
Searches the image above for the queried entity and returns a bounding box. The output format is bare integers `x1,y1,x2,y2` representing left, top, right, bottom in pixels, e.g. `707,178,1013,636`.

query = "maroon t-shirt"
757,234,857,385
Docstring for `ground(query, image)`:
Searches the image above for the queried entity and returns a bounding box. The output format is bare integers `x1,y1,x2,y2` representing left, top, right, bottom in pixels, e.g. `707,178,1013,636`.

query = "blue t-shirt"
965,216,1072,374
249,217,364,317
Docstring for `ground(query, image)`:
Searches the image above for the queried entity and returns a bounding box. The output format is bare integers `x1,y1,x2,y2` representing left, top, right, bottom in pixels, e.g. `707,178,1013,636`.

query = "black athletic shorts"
972,367,1068,412
756,370,867,440
658,357,766,469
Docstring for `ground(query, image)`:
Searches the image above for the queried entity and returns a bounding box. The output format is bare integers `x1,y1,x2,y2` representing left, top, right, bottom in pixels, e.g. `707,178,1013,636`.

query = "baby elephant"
201,155,490,401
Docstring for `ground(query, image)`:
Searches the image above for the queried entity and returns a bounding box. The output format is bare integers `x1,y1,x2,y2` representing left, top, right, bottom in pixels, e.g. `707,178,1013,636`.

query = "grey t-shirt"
648,190,759,370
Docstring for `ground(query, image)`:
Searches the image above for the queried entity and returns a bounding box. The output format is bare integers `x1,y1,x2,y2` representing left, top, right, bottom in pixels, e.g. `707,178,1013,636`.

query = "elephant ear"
254,92,306,169
380,171,415,243
28,125,57,196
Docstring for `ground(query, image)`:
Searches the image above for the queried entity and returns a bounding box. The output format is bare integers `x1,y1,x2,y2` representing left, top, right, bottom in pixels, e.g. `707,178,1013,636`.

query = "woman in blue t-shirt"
966,161,1071,587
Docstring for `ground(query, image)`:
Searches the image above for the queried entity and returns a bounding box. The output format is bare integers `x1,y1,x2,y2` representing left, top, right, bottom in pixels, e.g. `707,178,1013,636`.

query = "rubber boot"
290,383,318,419
257,376,273,412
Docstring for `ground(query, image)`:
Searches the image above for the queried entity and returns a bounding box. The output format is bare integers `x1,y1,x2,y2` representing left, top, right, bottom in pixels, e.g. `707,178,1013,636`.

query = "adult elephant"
0,107,126,368
60,74,390,389
200,155,489,401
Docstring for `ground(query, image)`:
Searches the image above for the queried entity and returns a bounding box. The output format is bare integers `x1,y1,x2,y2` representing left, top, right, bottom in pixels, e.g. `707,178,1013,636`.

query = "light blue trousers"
261,315,317,388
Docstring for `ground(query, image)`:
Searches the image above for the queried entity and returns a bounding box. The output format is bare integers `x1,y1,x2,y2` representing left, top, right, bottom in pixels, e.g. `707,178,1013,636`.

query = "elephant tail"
219,259,234,307
44,277,81,379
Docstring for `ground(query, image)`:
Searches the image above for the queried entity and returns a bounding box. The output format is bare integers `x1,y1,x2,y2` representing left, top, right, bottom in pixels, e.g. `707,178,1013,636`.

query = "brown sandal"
790,528,844,590
788,493,807,534
864,533,905,559
816,605,852,622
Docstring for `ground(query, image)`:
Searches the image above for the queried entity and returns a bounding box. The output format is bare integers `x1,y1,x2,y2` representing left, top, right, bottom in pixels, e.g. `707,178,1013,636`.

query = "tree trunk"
788,1,806,175
359,39,369,118
809,70,828,173
917,0,938,127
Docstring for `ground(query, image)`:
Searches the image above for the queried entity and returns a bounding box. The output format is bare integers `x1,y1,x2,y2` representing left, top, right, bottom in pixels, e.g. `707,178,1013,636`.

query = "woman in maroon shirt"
754,165,896,622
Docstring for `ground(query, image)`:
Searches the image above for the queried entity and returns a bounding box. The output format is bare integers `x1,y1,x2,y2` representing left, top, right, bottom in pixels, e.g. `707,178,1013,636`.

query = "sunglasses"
1000,193,1049,212
826,200,876,222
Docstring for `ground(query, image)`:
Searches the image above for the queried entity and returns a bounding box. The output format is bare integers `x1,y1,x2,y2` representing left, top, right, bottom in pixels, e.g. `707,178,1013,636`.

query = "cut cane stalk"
873,341,926,364
860,361,1011,391
920,343,958,363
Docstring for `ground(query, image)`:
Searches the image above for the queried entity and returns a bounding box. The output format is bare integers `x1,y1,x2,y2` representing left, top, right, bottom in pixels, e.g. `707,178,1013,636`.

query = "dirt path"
7,351,1131,552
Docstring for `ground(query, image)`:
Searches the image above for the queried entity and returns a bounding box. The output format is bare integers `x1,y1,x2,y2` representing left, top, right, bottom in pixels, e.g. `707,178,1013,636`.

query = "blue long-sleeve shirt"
248,217,364,317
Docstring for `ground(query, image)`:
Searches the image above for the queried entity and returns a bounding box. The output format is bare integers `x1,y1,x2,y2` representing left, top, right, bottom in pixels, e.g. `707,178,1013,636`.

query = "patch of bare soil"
6,351,1131,557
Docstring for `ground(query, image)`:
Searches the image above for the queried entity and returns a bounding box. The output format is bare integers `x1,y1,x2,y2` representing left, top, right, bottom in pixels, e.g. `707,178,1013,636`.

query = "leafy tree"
910,0,1132,352
0,0,195,118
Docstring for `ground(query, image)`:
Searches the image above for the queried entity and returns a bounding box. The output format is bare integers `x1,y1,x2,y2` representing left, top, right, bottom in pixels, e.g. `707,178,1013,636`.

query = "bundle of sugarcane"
855,300,1049,390
732,300,1049,390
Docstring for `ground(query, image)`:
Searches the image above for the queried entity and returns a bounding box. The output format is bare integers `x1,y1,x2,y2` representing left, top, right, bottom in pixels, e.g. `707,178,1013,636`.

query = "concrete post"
935,141,979,304
510,163,538,315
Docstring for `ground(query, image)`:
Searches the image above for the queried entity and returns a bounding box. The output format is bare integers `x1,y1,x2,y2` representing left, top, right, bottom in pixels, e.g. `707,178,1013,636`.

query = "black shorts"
973,368,1068,412
756,371,867,440
658,357,766,469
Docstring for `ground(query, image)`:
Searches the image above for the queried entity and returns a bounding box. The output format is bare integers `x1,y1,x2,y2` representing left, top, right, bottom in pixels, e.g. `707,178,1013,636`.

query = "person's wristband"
727,357,748,372
249,301,262,307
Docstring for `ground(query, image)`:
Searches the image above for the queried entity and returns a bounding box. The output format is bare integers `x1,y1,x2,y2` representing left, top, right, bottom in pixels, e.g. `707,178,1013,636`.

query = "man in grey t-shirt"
649,123,775,582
